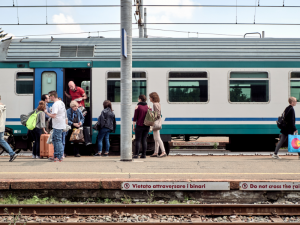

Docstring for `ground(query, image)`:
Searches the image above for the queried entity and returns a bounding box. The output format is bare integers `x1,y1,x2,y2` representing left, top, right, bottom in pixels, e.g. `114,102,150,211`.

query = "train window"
42,72,57,95
81,81,90,107
229,72,269,103
168,72,208,102
290,72,300,101
107,72,147,102
16,72,33,94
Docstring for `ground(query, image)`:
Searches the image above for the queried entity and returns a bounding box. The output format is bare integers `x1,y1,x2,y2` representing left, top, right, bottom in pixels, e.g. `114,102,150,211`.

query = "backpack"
144,109,158,126
26,111,41,130
276,107,292,129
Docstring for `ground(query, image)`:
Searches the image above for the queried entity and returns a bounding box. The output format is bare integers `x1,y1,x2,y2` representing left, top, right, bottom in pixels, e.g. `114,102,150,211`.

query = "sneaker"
32,155,36,159
104,153,109,157
85,142,92,146
272,154,281,159
36,156,41,159
94,153,101,157
59,158,63,162
0,149,5,156
140,155,146,159
75,154,81,157
158,153,167,158
133,155,139,159
48,157,57,162
53,157,59,162
9,154,18,162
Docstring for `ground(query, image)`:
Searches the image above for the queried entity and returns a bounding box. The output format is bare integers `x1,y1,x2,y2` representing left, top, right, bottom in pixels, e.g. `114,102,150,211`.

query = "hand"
296,130,298,134
135,106,138,110
44,109,48,114
76,98,83,102
64,91,68,96
133,127,135,133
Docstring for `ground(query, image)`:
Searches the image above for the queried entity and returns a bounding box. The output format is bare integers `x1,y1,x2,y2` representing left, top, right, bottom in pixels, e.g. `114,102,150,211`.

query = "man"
64,81,87,108
273,96,300,159
0,96,17,162
41,94,51,121
44,91,66,162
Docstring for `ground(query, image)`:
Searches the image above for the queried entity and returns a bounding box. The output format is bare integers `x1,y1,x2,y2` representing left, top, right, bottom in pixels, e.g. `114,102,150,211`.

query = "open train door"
34,68,64,108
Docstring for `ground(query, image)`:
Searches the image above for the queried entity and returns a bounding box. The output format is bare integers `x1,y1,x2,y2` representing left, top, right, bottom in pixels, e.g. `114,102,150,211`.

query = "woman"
66,100,85,157
29,101,47,159
149,92,167,158
273,97,299,159
95,100,116,157
133,95,150,159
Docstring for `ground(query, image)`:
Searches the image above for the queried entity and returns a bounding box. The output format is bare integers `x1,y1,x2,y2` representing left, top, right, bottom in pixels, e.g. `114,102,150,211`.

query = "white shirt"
51,100,66,130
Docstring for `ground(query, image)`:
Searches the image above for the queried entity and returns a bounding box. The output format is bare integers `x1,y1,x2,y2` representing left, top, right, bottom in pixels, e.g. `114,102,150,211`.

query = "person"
58,98,68,158
41,94,51,121
133,95,150,159
94,100,116,157
273,97,300,159
66,101,85,157
28,101,48,159
64,81,87,108
149,92,167,158
0,97,18,162
44,91,66,162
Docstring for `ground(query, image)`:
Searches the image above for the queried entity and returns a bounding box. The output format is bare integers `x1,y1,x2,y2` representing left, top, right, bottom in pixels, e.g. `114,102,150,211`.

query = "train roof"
1,38,300,62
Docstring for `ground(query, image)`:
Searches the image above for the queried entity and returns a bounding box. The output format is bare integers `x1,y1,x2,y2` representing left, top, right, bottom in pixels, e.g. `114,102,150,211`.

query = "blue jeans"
62,131,67,151
0,132,15,156
97,127,111,153
52,129,63,159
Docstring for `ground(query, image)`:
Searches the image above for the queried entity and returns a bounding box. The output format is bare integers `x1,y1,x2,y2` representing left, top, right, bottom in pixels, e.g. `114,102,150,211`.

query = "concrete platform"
0,155,299,182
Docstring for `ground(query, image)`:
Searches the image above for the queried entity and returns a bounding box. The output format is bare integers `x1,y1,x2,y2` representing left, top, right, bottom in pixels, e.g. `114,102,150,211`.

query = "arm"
44,110,57,119
79,110,85,125
133,108,139,132
64,91,72,99
291,109,297,133
113,116,116,133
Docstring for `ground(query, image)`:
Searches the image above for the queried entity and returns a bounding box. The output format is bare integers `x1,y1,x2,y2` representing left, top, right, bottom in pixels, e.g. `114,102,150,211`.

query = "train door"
34,68,64,108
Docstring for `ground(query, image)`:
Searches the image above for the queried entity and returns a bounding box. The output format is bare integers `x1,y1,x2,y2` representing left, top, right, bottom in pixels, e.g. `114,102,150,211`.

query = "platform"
0,155,299,181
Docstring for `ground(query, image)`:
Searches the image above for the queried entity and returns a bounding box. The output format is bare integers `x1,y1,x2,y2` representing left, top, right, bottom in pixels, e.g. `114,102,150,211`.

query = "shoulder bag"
153,112,162,131
144,109,157,126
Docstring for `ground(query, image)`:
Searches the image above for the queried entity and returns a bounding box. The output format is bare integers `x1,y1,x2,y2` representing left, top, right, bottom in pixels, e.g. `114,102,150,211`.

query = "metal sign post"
120,0,132,161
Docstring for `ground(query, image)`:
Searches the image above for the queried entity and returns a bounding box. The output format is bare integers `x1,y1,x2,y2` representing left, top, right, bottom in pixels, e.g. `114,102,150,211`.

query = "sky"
1,0,300,39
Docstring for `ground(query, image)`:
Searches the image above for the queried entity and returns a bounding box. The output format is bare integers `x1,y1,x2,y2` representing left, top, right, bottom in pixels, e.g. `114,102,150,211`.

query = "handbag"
69,127,85,143
288,132,300,153
152,118,162,131
93,122,99,130
144,109,157,126
277,107,292,129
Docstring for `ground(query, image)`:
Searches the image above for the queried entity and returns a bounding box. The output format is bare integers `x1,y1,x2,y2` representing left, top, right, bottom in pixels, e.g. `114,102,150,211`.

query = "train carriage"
1,37,300,153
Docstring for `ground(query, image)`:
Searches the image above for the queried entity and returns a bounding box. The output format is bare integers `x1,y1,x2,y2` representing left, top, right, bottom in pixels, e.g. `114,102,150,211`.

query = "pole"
120,0,132,161
262,31,265,38
138,0,144,38
144,8,147,38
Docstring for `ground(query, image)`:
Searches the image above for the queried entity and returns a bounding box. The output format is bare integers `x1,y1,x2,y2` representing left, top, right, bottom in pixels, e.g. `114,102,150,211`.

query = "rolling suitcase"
40,134,54,158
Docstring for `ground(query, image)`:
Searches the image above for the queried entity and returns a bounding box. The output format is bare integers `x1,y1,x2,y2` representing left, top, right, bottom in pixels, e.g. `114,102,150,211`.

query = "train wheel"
163,142,170,156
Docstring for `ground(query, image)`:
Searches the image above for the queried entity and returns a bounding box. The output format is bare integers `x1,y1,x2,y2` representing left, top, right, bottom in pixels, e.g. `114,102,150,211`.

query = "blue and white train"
1,37,300,153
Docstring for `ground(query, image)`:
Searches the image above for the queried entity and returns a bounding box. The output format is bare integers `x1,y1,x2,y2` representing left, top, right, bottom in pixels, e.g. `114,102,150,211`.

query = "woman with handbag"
133,95,150,159
149,92,167,158
28,101,48,159
94,100,116,157
66,101,85,157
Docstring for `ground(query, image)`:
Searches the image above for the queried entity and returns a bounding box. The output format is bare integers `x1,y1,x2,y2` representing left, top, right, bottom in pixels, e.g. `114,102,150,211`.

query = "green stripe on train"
7,124,280,144
17,61,300,69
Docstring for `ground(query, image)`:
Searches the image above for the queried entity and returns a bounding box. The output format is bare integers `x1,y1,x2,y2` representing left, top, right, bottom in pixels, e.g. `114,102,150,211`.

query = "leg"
73,144,80,156
30,130,37,156
104,129,110,154
97,128,106,153
0,132,15,156
153,130,160,155
141,126,150,156
52,129,63,159
154,130,165,155
274,134,288,155
134,126,143,156
34,128,42,157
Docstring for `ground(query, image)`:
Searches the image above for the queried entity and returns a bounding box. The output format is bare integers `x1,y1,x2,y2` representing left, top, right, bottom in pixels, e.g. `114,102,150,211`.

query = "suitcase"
40,134,54,158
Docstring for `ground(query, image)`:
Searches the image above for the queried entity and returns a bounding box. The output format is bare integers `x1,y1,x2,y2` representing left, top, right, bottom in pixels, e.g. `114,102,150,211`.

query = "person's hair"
149,92,160,103
58,97,62,101
48,91,58,98
139,94,146,102
41,94,48,101
70,100,79,108
37,101,46,111
103,100,113,111
289,97,297,104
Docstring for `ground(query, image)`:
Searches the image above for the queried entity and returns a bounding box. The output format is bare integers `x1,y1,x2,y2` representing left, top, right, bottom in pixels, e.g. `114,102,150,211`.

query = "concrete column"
120,0,133,161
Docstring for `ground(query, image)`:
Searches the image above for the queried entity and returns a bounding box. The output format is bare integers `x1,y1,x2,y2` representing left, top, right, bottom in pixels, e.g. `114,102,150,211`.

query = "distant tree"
0,28,12,42
230,86,251,102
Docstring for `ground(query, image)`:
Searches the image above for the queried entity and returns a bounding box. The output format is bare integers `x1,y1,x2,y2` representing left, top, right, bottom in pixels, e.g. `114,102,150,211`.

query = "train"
1,37,300,154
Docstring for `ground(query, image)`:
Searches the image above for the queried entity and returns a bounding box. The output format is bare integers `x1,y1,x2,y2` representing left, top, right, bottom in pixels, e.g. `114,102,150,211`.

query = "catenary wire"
1,4,300,8
254,0,257,24
3,22,300,25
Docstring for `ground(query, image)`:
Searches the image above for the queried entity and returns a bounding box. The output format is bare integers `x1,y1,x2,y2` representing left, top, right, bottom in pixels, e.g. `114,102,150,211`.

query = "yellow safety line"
0,172,300,175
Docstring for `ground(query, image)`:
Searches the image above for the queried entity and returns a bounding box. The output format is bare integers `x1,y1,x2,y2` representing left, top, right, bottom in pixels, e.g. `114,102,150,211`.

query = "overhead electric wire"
1,4,300,8
254,0,257,24
3,22,300,26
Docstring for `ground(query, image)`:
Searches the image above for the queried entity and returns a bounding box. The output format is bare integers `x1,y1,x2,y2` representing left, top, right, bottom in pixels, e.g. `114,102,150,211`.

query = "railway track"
0,204,299,224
